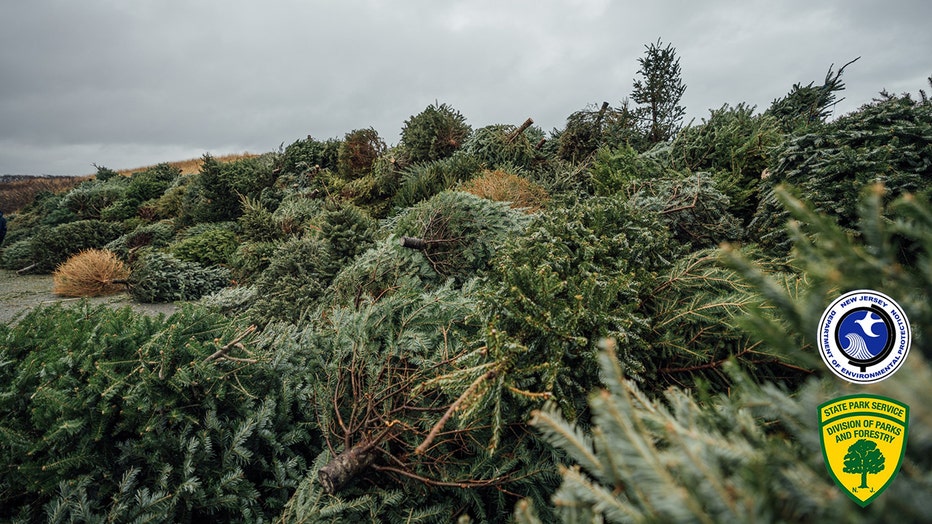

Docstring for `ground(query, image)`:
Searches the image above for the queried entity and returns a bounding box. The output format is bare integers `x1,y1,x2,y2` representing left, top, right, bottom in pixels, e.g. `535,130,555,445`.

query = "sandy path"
0,269,178,325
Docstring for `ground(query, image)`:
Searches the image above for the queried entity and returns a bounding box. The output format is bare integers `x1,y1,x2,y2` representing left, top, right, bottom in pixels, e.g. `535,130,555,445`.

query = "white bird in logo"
854,311,883,337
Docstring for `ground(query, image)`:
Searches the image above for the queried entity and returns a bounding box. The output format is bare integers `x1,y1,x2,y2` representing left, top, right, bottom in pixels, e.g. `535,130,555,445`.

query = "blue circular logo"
818,290,910,384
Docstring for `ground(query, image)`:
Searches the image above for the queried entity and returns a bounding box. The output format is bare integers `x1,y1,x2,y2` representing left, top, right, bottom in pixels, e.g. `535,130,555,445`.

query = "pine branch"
204,325,257,363
414,369,497,455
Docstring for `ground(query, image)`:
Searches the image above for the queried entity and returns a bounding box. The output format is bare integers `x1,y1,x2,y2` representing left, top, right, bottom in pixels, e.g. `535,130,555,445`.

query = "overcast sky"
1,1,929,176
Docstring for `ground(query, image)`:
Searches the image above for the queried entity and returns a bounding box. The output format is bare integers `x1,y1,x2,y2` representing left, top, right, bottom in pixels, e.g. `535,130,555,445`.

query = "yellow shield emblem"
819,394,909,507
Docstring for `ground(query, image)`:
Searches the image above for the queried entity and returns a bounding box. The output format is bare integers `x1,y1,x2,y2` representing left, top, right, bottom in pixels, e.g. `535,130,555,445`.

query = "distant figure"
0,210,6,246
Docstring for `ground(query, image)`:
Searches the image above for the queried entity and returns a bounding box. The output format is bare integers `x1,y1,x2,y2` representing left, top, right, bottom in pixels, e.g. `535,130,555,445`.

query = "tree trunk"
859,471,868,489
318,441,378,494
595,101,610,127
506,118,534,143
399,236,427,250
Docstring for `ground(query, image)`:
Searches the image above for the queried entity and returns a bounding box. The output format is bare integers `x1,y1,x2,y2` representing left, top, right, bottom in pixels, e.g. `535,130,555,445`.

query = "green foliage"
315,203,378,266
128,251,231,302
640,249,809,393
729,185,932,363
557,102,643,162
589,144,663,196
401,102,472,163
178,154,278,226
99,197,140,222
170,224,239,267
631,38,687,144
59,178,128,220
767,59,856,133
198,284,259,317
750,93,932,254
393,152,483,207
230,241,279,284
126,163,181,202
526,345,840,523
279,453,418,524
670,103,784,222
280,283,558,523
272,192,325,237
526,185,932,523
462,124,540,169
340,150,405,217
0,238,33,270
3,190,76,236
280,135,341,175
105,220,176,261
237,193,281,242
180,154,241,224
7,54,932,524
392,191,529,283
93,164,119,181
226,153,280,198
628,172,744,248
29,219,124,273
338,128,386,180
325,238,440,309
483,196,677,419
247,237,338,325
524,158,591,196
0,304,322,522
151,178,189,219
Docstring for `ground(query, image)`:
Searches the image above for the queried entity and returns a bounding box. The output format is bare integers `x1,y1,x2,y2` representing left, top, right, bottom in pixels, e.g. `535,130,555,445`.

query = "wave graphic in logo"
842,332,875,360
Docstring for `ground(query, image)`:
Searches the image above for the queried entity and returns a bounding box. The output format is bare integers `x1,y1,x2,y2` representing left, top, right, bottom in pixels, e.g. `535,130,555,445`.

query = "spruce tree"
631,38,687,145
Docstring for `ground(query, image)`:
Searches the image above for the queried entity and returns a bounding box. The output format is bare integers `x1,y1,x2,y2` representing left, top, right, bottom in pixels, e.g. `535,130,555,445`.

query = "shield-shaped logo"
819,394,909,506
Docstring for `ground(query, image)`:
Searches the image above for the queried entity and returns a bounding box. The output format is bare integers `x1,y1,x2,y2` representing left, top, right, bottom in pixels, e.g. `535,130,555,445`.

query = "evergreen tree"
338,128,386,181
767,58,858,133
750,92,932,255
0,305,322,522
631,38,687,145
400,102,472,163
520,186,932,523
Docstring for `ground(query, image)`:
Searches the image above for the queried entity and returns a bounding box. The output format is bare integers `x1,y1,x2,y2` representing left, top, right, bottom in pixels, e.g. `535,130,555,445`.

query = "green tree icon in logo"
843,438,886,491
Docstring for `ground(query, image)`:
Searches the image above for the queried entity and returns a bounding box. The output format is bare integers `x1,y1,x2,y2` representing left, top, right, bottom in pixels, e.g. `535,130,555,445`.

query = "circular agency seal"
818,289,911,384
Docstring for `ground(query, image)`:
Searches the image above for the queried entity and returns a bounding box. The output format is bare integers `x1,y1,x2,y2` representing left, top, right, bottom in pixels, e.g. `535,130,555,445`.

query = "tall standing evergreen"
632,38,687,145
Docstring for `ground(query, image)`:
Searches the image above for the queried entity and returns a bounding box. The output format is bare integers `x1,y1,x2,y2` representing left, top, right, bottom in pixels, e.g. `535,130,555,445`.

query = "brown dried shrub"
53,249,130,297
460,169,550,212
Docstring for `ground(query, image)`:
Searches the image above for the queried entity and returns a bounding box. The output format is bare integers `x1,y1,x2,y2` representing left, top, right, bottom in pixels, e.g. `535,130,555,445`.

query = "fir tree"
400,102,472,163
631,38,687,145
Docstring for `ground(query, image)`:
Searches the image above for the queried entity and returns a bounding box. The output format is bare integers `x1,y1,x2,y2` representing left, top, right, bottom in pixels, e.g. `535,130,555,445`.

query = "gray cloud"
1,0,929,175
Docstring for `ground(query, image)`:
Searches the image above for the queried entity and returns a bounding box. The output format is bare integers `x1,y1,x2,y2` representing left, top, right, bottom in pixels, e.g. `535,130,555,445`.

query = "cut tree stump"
318,441,378,494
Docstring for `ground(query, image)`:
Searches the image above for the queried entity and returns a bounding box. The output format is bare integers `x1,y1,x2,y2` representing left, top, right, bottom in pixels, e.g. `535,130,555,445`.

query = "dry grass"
461,169,550,212
0,176,90,214
53,249,130,297
115,152,260,176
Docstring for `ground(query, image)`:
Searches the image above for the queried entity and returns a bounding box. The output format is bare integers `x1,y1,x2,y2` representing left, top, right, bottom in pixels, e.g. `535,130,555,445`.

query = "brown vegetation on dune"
53,249,130,297
115,152,259,176
0,176,89,214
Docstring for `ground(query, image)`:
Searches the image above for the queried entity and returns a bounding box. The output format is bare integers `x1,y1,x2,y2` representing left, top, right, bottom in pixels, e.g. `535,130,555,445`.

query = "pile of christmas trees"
1,41,930,522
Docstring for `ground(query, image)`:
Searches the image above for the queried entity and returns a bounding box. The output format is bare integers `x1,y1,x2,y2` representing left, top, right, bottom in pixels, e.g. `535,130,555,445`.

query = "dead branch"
415,369,497,455
661,171,702,215
204,325,257,363
16,263,38,275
